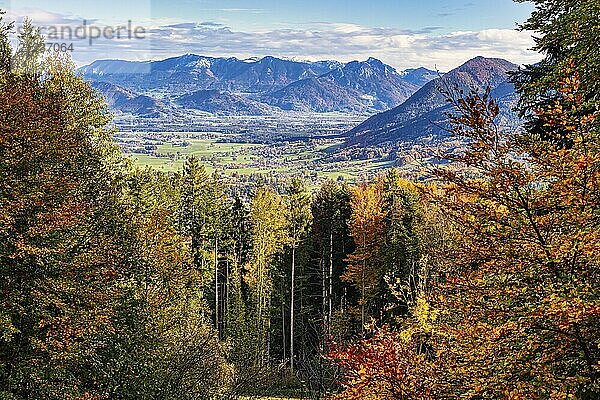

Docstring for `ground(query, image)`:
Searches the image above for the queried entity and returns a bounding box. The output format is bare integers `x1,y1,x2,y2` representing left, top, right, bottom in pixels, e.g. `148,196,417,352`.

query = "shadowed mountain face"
344,57,520,146
264,58,421,113
89,81,167,117
89,81,137,108
80,55,438,116
80,55,342,95
176,90,280,116
117,95,167,118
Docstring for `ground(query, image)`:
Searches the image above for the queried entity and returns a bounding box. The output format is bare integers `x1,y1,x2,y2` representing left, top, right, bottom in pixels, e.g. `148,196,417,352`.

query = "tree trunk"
361,232,366,336
290,244,296,372
321,256,326,342
214,237,219,335
225,258,229,333
267,295,271,363
282,285,286,365
328,230,333,335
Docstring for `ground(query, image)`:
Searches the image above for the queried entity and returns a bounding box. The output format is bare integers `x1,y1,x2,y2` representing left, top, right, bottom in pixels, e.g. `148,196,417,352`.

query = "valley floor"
121,131,396,184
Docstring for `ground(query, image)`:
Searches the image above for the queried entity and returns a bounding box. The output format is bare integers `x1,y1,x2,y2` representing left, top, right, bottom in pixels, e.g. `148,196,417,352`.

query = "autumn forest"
1,0,599,399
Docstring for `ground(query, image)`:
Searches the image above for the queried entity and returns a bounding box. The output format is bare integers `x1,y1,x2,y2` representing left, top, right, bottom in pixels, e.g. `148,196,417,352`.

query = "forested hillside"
1,1,599,399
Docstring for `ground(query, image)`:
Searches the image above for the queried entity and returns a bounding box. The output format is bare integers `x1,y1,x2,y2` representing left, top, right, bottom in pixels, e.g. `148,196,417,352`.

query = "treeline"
0,18,234,400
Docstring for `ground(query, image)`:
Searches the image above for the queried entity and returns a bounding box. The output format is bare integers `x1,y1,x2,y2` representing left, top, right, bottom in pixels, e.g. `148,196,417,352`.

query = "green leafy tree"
127,169,232,399
245,186,289,364
0,28,141,399
342,183,386,335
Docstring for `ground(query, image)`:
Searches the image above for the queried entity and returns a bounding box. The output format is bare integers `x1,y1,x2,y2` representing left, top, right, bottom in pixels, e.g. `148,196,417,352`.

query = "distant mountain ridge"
265,58,419,113
89,81,168,118
79,54,438,115
82,54,522,144
176,89,280,116
344,57,520,146
401,67,442,87
80,54,341,95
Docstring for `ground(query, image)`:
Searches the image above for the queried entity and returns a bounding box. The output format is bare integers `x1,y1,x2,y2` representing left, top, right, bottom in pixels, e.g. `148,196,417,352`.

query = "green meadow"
127,136,395,181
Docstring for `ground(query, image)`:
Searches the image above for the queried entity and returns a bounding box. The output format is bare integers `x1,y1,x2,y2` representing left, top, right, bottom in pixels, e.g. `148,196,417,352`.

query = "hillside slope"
345,57,520,146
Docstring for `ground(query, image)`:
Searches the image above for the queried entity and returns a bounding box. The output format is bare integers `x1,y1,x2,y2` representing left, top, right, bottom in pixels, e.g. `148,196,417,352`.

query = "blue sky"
2,0,540,70
151,0,532,32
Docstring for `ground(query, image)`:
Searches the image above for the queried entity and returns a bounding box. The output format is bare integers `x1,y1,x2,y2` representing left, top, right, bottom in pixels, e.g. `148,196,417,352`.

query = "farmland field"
122,132,399,183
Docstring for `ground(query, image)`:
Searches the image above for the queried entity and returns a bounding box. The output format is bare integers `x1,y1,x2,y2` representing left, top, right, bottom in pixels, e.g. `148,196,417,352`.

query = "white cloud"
140,22,539,71
4,7,541,70
5,7,83,25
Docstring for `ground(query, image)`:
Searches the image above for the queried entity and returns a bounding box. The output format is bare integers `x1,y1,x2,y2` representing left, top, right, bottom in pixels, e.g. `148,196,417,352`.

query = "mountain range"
344,57,520,146
82,55,521,147
79,55,438,116
264,58,422,113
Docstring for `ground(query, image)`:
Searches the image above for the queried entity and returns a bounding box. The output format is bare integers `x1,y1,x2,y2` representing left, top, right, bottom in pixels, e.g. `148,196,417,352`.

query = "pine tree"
380,171,423,320
0,11,13,72
179,156,210,280
311,180,353,342
223,196,251,354
12,18,45,75
285,178,312,372
179,158,229,332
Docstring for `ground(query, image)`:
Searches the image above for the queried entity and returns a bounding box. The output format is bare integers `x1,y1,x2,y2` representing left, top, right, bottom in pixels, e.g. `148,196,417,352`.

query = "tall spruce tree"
311,180,353,343
380,171,424,320
284,178,312,372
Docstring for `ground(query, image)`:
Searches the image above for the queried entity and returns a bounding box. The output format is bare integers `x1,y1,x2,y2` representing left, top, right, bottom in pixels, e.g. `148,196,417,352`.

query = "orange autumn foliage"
330,68,599,399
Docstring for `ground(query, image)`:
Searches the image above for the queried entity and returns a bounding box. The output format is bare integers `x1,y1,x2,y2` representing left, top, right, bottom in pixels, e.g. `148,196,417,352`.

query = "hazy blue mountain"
265,77,369,113
118,95,168,117
401,67,441,86
89,81,137,108
265,58,425,113
79,55,340,95
81,55,237,94
81,59,152,76
345,57,519,146
176,89,280,115
218,56,341,93
90,81,169,117
81,55,439,116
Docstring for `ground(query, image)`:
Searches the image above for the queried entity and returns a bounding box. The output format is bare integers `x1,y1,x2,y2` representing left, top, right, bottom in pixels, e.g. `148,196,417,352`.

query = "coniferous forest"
1,1,599,399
